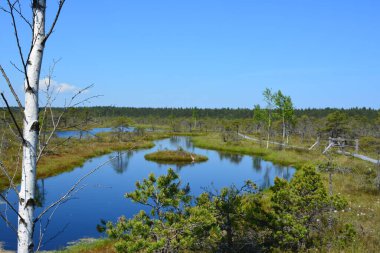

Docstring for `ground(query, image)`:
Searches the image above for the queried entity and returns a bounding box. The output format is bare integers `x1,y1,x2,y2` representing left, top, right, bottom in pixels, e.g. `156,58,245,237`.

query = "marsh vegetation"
144,149,208,164
0,106,379,252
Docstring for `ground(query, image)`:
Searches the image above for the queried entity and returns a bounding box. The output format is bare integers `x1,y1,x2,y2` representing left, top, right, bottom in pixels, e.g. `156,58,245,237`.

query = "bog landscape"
0,1,379,253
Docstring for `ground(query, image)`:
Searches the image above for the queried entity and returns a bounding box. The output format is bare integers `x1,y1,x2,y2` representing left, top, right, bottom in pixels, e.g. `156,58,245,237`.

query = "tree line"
2,105,373,120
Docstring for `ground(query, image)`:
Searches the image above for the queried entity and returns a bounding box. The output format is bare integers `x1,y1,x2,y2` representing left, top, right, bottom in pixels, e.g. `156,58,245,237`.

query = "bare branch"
6,0,31,90
0,108,20,140
38,136,73,162
0,161,19,195
38,59,61,152
71,94,103,107
34,155,119,223
13,0,33,29
0,212,17,234
0,192,24,223
44,0,66,43
36,200,65,251
0,6,11,14
10,61,25,74
37,83,101,162
0,92,25,144
0,64,24,111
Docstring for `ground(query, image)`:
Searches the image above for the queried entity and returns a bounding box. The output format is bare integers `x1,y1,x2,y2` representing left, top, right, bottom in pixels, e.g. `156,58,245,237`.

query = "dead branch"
0,64,24,112
13,0,33,29
0,92,25,144
0,212,17,234
39,59,61,152
37,85,100,162
44,0,66,43
0,161,19,195
0,192,24,223
34,155,119,223
6,0,31,90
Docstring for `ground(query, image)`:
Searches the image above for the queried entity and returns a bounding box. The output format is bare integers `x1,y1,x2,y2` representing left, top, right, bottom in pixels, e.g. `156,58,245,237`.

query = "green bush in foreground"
106,169,220,253
106,166,355,253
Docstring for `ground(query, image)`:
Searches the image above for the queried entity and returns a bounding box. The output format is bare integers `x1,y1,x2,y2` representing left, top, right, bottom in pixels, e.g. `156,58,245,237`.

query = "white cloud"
39,77,79,93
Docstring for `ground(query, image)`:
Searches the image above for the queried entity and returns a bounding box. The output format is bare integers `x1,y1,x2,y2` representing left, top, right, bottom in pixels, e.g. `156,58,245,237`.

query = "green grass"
0,132,158,191
0,131,205,191
0,138,154,191
145,150,208,164
191,133,380,252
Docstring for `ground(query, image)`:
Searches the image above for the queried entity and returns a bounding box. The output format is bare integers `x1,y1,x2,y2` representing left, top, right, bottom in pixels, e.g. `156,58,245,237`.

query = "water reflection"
218,152,243,164
56,127,134,139
255,163,294,190
282,168,292,181
252,157,262,171
259,165,272,189
156,162,196,172
35,180,46,207
169,136,180,146
185,138,193,150
110,151,133,174
168,136,194,152
0,136,296,251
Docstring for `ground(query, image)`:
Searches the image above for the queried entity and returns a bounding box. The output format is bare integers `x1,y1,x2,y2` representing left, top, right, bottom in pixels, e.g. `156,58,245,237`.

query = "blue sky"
0,0,379,109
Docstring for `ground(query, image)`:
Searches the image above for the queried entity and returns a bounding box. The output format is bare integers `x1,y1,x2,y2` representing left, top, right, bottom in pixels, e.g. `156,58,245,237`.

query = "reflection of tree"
185,137,193,150
273,164,284,177
35,179,46,207
78,130,85,139
218,152,243,164
110,151,133,174
282,168,292,181
252,157,262,172
174,162,196,172
272,164,293,181
169,136,180,146
260,165,272,189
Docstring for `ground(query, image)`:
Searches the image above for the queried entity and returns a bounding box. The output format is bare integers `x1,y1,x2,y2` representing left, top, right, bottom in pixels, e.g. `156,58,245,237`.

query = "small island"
144,149,208,164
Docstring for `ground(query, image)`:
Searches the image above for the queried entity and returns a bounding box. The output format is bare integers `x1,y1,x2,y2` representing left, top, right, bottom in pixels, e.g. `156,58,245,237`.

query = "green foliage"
324,111,349,138
199,181,258,252
221,120,241,143
107,169,220,253
337,223,357,247
274,90,295,141
107,167,355,253
253,104,266,130
269,165,349,251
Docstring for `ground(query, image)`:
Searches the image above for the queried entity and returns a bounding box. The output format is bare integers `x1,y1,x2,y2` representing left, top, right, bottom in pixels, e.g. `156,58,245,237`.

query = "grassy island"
144,149,208,164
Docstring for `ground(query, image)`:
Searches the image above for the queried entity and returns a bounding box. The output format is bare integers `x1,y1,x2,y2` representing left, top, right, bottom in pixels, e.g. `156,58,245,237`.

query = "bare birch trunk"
18,1,46,252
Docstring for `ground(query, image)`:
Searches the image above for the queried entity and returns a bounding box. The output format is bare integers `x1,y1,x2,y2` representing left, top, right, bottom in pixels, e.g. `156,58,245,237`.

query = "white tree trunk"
18,1,46,252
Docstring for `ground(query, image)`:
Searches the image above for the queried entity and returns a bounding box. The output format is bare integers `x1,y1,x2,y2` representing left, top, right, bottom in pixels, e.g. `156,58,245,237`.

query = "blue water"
0,136,295,251
55,127,134,139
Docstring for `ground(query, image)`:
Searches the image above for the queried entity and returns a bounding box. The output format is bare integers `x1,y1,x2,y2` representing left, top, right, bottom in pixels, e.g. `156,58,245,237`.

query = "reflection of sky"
55,127,134,139
0,136,295,251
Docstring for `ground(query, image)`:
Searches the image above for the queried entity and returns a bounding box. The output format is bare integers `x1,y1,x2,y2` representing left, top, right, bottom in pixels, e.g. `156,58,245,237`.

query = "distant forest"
52,106,379,119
